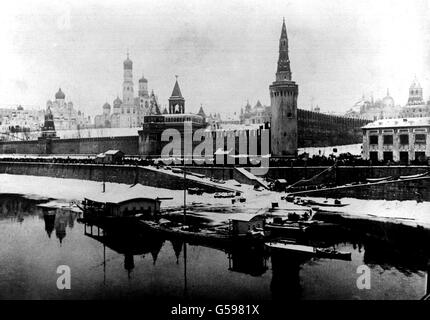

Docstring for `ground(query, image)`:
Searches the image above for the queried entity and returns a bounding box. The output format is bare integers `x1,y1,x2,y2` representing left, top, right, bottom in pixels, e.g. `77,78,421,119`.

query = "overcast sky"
0,0,429,117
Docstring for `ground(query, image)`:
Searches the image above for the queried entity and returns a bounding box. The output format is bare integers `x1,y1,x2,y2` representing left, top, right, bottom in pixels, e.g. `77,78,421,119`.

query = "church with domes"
94,53,161,128
345,77,430,120
399,77,430,118
46,88,91,130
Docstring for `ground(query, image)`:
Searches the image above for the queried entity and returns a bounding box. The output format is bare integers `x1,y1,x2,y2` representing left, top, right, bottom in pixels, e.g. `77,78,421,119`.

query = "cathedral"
239,100,271,125
46,88,90,130
346,77,430,120
94,53,161,128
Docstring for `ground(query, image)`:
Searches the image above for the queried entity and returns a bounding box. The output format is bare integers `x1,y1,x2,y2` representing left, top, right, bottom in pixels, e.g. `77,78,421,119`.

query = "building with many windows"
362,117,430,163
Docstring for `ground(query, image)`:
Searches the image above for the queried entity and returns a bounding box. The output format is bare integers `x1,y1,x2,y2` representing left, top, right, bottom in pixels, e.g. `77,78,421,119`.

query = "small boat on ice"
306,199,349,208
214,192,236,198
290,197,349,208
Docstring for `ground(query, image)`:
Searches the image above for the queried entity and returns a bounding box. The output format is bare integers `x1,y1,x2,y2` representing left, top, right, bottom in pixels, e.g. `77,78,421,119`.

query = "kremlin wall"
0,20,370,158
0,109,368,156
298,109,369,148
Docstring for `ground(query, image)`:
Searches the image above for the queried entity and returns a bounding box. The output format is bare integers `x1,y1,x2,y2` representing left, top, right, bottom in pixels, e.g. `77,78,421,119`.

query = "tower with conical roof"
122,51,134,106
197,104,206,119
168,76,185,114
270,18,298,157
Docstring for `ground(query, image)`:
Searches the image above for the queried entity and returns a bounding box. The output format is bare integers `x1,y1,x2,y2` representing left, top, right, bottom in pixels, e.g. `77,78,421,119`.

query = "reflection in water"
0,194,44,222
42,209,55,238
227,246,268,277
171,239,183,264
0,194,78,244
83,222,165,279
270,252,311,301
47,209,77,245
0,193,429,300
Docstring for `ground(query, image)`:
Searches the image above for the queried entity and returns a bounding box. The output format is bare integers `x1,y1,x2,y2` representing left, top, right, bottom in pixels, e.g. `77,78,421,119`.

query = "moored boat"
137,219,265,245
315,248,352,261
265,241,352,261
265,241,315,255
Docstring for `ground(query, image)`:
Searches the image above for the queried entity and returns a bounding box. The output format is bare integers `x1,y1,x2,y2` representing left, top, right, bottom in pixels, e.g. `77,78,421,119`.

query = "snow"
298,144,362,157
56,127,139,139
363,117,430,129
84,184,160,204
0,174,290,225
235,167,269,189
301,196,430,229
0,173,429,229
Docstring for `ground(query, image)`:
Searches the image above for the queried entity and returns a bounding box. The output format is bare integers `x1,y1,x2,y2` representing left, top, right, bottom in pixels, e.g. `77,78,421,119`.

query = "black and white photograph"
0,0,429,311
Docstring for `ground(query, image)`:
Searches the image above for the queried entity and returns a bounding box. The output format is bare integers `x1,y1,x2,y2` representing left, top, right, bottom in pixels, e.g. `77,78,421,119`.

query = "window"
415,134,426,144
415,152,426,163
399,135,409,145
383,151,393,162
369,135,378,145
400,152,409,164
369,151,378,162
383,135,393,145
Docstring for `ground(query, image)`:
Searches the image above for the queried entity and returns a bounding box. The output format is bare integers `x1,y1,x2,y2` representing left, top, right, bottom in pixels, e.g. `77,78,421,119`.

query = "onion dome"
113,96,122,107
382,89,394,108
55,88,65,100
123,52,132,70
139,74,148,83
103,102,111,109
410,77,421,89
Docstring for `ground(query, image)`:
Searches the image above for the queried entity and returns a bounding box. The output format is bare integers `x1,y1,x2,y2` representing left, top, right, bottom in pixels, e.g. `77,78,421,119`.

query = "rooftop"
85,184,160,205
362,117,430,129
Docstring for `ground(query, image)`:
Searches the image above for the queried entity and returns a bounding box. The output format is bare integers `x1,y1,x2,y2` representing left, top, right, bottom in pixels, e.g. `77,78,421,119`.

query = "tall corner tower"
123,51,134,106
270,18,298,158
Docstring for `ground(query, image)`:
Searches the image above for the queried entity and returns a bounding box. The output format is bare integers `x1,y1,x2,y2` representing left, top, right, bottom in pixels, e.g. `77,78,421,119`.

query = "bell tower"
122,51,134,106
270,18,298,158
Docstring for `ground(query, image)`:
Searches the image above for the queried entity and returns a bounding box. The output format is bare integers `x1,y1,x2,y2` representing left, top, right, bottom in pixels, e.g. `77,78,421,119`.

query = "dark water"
0,194,429,300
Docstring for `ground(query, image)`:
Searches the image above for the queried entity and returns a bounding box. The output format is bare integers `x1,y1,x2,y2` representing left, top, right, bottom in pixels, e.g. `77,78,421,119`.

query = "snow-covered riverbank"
0,173,429,229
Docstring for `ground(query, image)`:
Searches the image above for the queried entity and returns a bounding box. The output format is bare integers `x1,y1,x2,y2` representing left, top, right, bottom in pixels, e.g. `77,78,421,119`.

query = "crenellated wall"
297,109,370,147
0,110,369,156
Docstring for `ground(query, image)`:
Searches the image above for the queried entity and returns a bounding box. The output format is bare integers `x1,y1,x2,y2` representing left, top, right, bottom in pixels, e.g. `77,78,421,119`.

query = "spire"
170,76,183,98
281,17,287,38
276,18,292,81
197,104,206,118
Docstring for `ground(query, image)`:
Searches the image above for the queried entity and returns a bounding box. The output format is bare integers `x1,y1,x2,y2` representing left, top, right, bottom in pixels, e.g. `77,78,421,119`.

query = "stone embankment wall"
0,162,234,193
